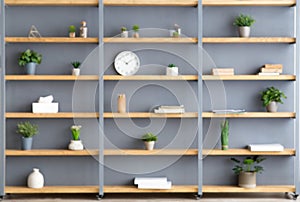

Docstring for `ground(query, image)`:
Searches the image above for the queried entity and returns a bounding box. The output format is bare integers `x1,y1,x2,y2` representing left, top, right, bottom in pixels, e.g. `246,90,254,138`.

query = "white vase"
144,141,155,150
68,140,84,150
238,26,251,37
72,68,80,76
27,168,44,189
121,31,128,38
166,67,179,76
266,101,278,112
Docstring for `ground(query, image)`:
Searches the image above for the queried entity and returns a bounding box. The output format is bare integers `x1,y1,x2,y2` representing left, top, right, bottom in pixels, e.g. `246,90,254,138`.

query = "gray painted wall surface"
3,4,296,187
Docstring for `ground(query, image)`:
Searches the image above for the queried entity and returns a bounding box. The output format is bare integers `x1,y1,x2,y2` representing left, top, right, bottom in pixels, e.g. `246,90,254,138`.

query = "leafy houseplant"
231,156,265,188
120,26,128,38
233,14,255,37
166,64,179,76
261,87,287,112
16,121,39,150
18,49,42,75
71,61,81,76
69,25,76,38
132,24,140,38
220,120,229,150
69,125,83,150
142,133,157,150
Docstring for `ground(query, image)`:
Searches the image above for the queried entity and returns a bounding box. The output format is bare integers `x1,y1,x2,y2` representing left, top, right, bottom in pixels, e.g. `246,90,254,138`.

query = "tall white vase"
27,168,44,189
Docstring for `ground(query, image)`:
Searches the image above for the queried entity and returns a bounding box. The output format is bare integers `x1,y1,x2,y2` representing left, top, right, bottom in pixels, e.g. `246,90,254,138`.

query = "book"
137,181,172,189
260,68,282,73
154,105,185,113
212,68,234,75
212,109,246,114
248,144,284,152
134,177,168,185
264,64,283,69
258,72,280,76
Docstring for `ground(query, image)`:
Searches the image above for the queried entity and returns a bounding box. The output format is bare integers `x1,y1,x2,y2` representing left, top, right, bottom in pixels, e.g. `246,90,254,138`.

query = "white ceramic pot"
144,141,155,150
266,101,278,112
69,32,76,38
166,67,179,76
238,172,256,188
68,140,84,150
72,68,80,76
121,31,128,38
238,26,251,37
133,32,139,38
27,168,44,189
169,30,176,37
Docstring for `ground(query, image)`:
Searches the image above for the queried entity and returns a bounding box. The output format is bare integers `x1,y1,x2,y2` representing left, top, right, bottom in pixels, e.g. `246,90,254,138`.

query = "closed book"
134,177,167,185
258,72,280,76
212,68,234,73
248,144,284,152
137,181,172,189
264,64,283,69
212,72,234,75
260,68,282,73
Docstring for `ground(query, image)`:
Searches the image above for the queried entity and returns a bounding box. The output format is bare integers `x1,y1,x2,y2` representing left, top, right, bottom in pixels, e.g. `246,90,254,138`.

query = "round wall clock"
114,51,140,76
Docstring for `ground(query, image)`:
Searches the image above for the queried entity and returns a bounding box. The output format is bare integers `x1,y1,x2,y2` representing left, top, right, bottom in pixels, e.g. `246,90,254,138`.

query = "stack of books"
211,68,234,75
258,64,283,76
248,143,284,152
134,177,172,189
154,105,185,114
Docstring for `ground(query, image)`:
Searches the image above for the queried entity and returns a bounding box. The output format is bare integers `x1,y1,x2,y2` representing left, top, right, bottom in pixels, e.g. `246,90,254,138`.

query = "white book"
137,181,172,189
160,105,184,109
134,177,167,185
212,109,246,114
258,72,280,76
248,144,284,152
154,109,185,114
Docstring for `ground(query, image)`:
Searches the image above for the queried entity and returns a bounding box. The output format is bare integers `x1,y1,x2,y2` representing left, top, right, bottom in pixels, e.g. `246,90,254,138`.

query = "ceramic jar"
27,168,44,189
68,140,84,150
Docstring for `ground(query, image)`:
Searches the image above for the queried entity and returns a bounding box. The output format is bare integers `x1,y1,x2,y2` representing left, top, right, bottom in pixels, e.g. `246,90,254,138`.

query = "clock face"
114,51,140,76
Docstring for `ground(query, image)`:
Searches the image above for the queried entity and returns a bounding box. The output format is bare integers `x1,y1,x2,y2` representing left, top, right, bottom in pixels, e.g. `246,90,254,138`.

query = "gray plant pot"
238,26,251,38
266,101,278,112
238,172,256,188
25,62,37,75
22,137,33,150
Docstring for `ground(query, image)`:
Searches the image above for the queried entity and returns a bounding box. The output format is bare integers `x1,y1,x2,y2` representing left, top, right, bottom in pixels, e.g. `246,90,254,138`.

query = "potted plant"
231,156,265,188
69,25,76,38
18,49,42,75
71,61,81,76
132,24,140,38
166,64,179,76
221,119,229,150
172,31,179,38
233,14,255,37
120,26,128,38
16,121,39,150
261,86,287,112
174,24,181,36
142,133,157,150
68,125,83,150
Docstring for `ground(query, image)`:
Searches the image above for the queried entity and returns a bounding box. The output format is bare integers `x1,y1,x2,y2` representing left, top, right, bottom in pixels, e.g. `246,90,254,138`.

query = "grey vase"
22,137,33,150
25,62,37,75
266,101,278,112
238,172,256,188
238,26,251,38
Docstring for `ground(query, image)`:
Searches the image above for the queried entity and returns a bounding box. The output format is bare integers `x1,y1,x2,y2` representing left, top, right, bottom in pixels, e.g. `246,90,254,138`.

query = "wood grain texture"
105,149,198,156
203,0,296,6
5,112,99,118
103,75,198,81
203,185,295,193
6,149,98,156
5,186,99,193
5,0,98,6
104,112,198,118
5,37,98,43
202,112,295,118
202,75,296,81
103,37,198,43
203,149,295,156
203,37,296,44
104,185,198,193
5,75,99,81
104,0,198,6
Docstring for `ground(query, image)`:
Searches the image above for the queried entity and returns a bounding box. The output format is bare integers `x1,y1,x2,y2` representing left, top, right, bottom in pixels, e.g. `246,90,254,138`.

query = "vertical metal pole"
197,0,203,198
98,0,104,197
295,0,300,195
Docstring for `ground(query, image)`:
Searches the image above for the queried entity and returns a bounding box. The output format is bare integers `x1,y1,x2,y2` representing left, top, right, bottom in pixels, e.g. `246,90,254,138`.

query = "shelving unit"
202,112,296,118
103,112,198,118
202,75,296,81
203,37,296,44
5,75,99,80
5,112,99,118
5,0,98,6
103,37,197,43
5,37,98,43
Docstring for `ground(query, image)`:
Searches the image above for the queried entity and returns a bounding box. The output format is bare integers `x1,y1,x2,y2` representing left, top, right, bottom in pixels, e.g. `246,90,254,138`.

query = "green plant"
71,61,81,69
221,119,229,149
172,31,179,37
69,25,76,33
142,133,157,142
168,64,176,68
70,125,82,140
233,14,255,27
16,121,39,138
231,156,265,175
261,86,287,107
121,26,127,32
18,49,42,67
132,24,139,32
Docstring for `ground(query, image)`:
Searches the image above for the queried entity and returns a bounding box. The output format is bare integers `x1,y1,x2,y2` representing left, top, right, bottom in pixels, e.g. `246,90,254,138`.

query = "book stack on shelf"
248,143,284,152
134,177,172,189
211,68,234,75
154,105,185,114
258,64,283,76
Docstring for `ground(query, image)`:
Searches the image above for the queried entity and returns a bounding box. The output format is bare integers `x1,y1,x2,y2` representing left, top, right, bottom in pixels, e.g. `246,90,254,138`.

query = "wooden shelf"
5,186,99,194
203,112,295,118
103,37,198,43
104,185,197,193
202,0,296,6
104,0,198,6
203,185,295,193
105,149,198,156
104,75,198,81
5,75,99,81
203,37,296,44
202,75,296,81
203,149,295,156
5,0,98,6
5,112,99,118
104,112,198,118
5,37,99,43
6,149,98,156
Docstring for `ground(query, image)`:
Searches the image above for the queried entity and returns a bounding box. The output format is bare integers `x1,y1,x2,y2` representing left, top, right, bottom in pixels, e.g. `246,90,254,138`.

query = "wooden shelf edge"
202,75,296,81
202,112,296,118
104,75,198,81
5,37,99,43
203,37,296,44
203,185,295,193
104,112,198,118
5,0,98,6
203,149,295,156
104,185,198,193
5,186,99,194
103,37,198,43
104,0,198,6
5,112,99,118
105,149,198,156
5,75,99,81
6,149,98,156
202,0,296,6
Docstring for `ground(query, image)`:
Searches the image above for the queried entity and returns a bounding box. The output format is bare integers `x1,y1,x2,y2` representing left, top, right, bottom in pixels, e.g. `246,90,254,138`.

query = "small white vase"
238,26,251,37
166,67,179,76
266,101,278,112
144,141,155,150
121,31,128,38
27,168,44,189
72,68,80,76
68,140,84,150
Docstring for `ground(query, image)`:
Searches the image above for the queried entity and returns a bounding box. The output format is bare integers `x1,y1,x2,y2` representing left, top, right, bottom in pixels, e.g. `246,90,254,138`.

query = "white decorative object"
68,140,84,150
28,25,42,38
72,68,80,76
248,144,284,152
169,30,176,37
38,95,54,103
32,103,59,113
134,177,172,189
238,26,251,37
27,168,44,189
166,67,178,76
80,21,88,38
114,51,140,76
121,31,128,38
144,141,155,150
154,105,185,114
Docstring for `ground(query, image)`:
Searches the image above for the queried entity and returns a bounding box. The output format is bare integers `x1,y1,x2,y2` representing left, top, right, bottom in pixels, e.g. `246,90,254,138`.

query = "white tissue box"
32,103,59,113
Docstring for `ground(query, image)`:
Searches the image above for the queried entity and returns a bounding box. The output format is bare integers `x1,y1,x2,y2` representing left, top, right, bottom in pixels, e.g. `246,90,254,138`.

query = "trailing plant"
260,86,287,107
70,125,82,140
132,25,139,32
69,25,76,33
233,14,255,27
18,49,42,66
71,61,81,69
231,156,265,175
168,64,176,68
121,26,127,32
16,121,39,138
142,133,157,142
221,119,229,148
